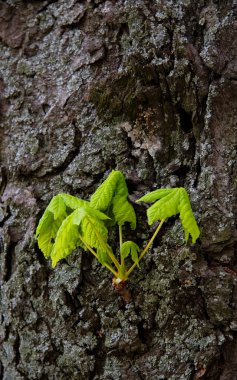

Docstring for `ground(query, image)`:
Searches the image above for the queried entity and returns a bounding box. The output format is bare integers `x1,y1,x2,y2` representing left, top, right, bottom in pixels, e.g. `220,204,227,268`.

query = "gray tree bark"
0,0,236,379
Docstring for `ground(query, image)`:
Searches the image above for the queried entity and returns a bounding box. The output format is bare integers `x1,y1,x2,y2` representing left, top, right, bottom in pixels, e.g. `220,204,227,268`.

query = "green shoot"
35,171,200,287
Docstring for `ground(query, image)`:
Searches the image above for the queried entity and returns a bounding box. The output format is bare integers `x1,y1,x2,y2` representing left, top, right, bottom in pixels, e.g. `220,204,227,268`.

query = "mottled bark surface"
0,1,236,379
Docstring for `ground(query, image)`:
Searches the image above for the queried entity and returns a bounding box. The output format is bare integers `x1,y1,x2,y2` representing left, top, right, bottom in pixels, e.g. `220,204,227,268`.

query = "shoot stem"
119,225,125,268
105,246,121,272
79,233,120,275
126,219,165,278
103,263,119,277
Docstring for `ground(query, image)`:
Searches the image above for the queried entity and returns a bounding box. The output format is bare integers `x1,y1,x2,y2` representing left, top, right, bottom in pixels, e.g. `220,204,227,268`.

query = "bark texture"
0,1,237,379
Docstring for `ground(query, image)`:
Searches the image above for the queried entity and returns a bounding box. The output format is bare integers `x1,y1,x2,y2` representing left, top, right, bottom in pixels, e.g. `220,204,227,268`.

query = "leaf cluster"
36,170,200,281
36,171,137,268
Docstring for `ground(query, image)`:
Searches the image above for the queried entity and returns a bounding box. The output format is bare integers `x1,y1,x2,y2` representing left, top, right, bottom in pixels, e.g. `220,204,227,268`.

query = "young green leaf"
121,241,140,267
145,190,180,223
73,206,111,258
137,188,173,203
112,194,136,229
90,170,136,229
112,173,136,229
60,193,89,211
47,194,67,220
51,206,111,267
97,248,112,265
50,210,84,268
36,196,66,237
90,170,120,211
137,187,200,243
36,196,68,258
73,205,110,225
36,194,89,259
80,214,108,249
178,189,200,243
36,211,65,258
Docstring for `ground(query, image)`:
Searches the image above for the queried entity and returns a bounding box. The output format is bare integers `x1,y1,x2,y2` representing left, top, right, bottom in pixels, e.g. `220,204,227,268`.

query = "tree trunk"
0,1,236,379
